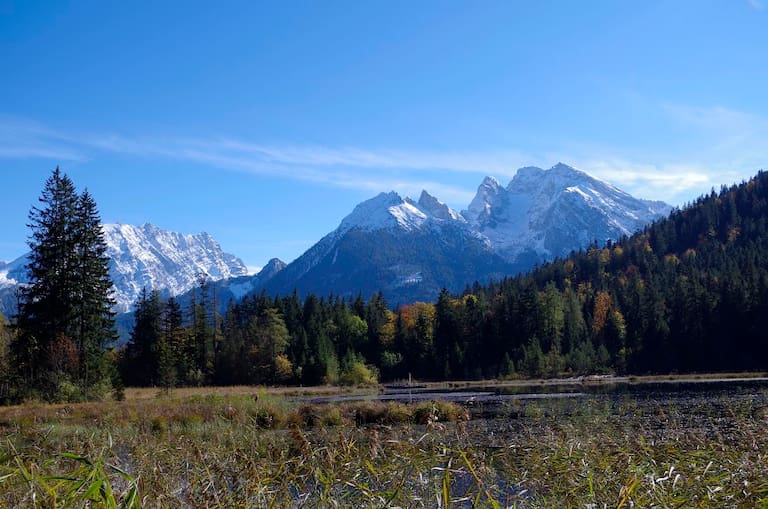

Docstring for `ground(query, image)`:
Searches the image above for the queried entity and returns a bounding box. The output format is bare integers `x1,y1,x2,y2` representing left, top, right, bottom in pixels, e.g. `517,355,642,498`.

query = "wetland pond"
4,376,768,507
287,376,768,506
301,376,768,419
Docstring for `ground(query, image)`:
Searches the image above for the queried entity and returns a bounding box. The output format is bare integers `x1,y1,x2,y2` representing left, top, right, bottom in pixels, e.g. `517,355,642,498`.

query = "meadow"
2,379,768,508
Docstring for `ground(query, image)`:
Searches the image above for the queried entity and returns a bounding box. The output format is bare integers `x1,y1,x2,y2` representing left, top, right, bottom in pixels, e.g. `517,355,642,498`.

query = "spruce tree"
73,190,116,391
14,168,80,395
13,168,116,400
123,288,162,386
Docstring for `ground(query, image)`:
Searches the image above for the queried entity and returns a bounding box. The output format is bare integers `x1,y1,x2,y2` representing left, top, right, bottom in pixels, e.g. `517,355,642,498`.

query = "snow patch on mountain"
340,190,466,233
418,191,466,222
102,223,248,312
0,223,248,314
339,192,431,233
290,189,468,282
462,163,672,263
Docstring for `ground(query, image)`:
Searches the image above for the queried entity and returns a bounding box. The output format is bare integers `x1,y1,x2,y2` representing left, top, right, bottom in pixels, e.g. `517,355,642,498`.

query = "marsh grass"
1,439,140,508
122,384,372,401
2,387,768,507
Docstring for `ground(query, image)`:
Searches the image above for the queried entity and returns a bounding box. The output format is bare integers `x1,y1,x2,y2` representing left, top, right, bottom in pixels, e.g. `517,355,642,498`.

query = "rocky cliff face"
462,163,672,264
0,223,249,314
259,163,671,304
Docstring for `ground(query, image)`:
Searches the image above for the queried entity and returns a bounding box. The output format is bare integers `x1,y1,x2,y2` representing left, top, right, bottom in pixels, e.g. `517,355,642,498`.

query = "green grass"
2,387,768,507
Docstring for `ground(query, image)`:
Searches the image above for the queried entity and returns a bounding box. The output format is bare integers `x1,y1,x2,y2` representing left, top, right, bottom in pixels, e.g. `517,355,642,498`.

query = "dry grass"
2,384,768,507
122,384,374,401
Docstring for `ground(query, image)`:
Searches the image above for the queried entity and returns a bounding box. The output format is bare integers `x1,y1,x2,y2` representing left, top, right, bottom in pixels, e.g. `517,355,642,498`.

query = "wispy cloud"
0,145,85,160
553,103,767,204
577,158,717,203
0,117,88,161
0,118,515,204
0,118,534,177
209,140,536,176
748,0,764,11
1,109,766,208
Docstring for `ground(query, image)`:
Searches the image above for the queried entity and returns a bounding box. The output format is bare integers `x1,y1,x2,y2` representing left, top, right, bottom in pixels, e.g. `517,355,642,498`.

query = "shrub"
56,381,82,403
339,362,379,387
350,402,388,425
249,402,287,429
321,406,343,426
274,354,293,382
413,401,468,424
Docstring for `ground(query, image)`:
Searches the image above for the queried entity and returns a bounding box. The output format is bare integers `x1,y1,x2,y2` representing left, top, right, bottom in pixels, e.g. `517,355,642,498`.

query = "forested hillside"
120,171,768,386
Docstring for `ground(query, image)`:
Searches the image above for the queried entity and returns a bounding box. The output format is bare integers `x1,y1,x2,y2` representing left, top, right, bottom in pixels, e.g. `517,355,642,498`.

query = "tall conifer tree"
13,168,115,400
73,190,116,389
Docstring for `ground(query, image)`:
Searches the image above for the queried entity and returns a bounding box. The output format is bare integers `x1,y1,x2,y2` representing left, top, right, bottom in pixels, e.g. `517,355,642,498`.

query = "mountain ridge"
2,163,673,317
0,223,249,314
249,163,672,304
462,163,672,264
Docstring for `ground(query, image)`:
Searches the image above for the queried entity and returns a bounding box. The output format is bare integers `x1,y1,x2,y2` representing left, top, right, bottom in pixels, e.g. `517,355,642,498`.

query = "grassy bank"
2,384,768,507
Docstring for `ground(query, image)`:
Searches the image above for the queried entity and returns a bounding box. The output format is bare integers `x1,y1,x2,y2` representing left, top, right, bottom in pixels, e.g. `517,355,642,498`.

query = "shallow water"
301,377,768,421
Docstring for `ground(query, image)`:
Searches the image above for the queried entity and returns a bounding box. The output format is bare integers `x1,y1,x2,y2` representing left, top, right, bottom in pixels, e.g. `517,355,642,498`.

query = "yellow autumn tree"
591,291,612,338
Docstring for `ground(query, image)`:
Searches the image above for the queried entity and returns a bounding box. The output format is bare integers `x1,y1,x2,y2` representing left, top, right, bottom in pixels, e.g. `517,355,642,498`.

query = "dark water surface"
302,377,768,419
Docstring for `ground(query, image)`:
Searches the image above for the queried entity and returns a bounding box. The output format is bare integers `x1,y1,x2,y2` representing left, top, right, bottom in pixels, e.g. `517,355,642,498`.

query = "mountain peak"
339,191,429,232
551,162,577,172
507,166,545,192
100,223,248,311
548,162,595,181
140,222,161,233
257,258,287,279
464,176,506,223
480,175,501,189
515,166,545,177
467,163,672,262
418,190,464,222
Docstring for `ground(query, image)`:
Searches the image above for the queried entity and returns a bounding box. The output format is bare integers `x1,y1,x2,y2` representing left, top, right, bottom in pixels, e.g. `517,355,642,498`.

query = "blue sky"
1,0,766,271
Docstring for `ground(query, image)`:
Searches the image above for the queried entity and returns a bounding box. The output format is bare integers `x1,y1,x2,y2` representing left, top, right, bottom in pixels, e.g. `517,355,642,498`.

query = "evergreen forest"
4,169,768,401
119,170,768,388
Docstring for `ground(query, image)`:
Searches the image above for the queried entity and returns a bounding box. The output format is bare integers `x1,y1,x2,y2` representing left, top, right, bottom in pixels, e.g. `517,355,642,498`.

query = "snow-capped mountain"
1,163,673,316
253,163,671,304
0,223,249,314
103,223,249,311
261,190,511,304
463,163,671,265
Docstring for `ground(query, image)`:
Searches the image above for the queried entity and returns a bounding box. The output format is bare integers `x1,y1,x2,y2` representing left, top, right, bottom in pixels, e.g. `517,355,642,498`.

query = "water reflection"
302,377,768,412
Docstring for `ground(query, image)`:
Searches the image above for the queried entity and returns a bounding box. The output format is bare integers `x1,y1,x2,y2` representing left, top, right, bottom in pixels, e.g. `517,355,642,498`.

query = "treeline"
425,170,768,377
5,168,768,401
121,171,768,386
120,286,385,387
